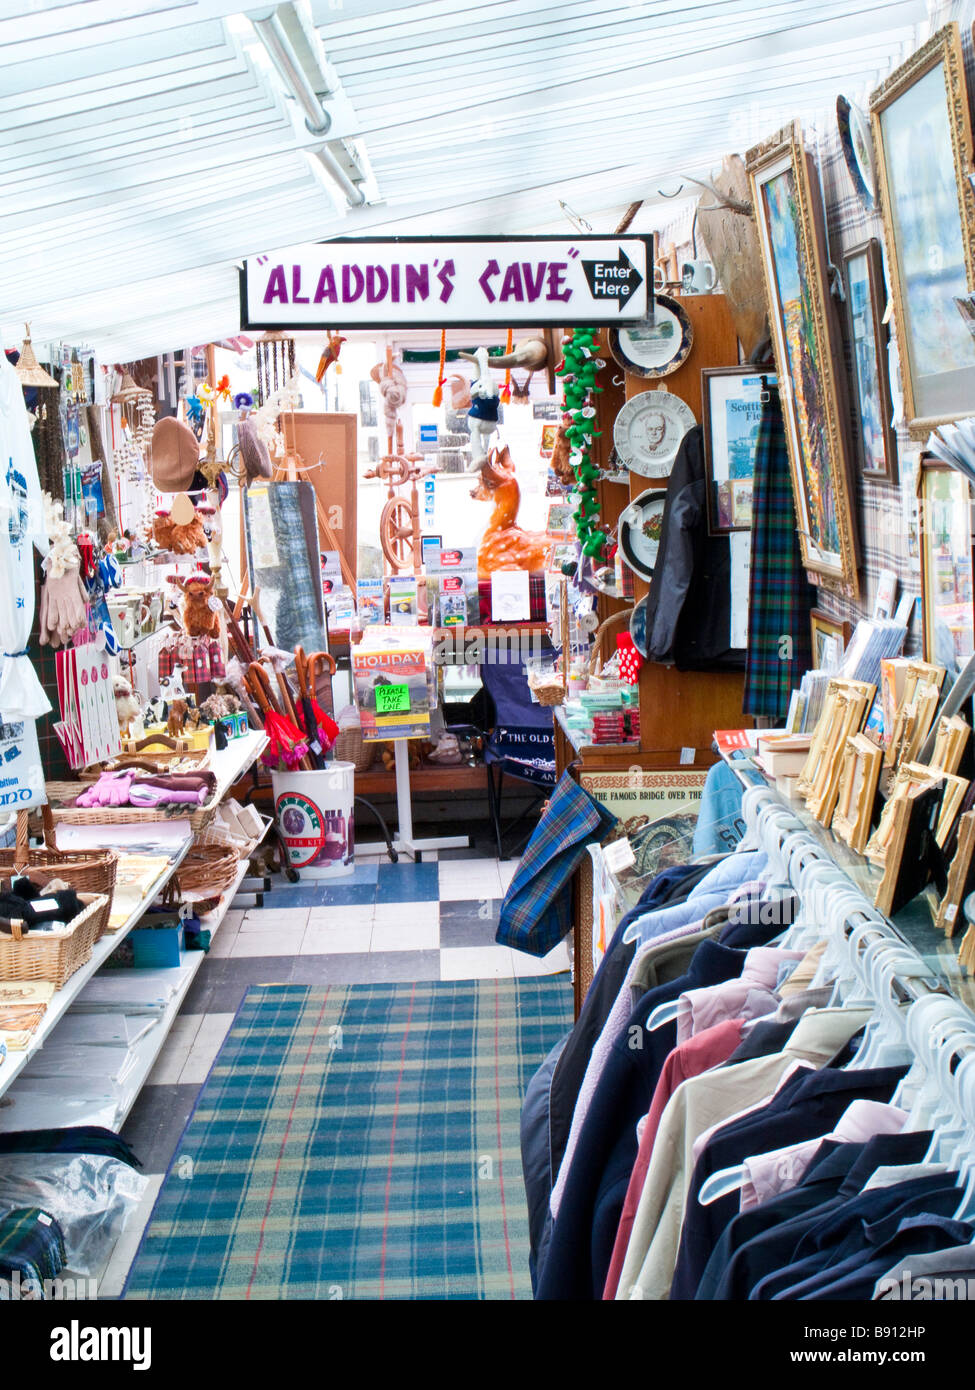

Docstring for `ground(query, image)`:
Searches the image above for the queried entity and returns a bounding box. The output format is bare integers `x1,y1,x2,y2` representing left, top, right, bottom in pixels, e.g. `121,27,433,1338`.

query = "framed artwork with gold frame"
869,23,975,437
918,460,975,683
747,120,860,596
810,609,852,670
937,808,975,935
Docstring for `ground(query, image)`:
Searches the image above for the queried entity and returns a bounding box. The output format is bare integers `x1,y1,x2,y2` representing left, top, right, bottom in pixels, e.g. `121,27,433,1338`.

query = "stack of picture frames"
882,660,946,770
796,678,876,826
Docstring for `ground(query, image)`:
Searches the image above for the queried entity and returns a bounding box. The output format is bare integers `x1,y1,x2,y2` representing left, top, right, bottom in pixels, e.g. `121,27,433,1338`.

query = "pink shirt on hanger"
675,948,805,1044
738,1099,908,1211
602,1016,745,1301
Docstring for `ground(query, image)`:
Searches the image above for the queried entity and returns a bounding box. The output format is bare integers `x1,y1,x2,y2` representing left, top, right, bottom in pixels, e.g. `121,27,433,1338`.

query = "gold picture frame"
918,461,975,681
865,762,941,864
831,733,883,855
810,609,852,670
930,713,971,776
870,23,975,437
746,121,860,597
938,808,975,936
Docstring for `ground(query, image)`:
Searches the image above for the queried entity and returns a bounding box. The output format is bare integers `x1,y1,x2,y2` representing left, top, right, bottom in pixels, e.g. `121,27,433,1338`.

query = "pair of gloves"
39,559,87,649
74,769,216,809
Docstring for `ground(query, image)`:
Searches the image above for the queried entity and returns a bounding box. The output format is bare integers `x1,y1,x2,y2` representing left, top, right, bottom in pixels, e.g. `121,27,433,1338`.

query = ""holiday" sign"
240,235,653,329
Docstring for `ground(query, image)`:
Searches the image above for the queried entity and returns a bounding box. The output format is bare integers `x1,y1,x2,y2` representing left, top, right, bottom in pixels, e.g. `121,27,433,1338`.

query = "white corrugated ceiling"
0,0,929,361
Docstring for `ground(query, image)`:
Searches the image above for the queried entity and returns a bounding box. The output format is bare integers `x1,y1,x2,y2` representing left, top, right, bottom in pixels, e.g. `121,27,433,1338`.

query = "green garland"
555,327,607,560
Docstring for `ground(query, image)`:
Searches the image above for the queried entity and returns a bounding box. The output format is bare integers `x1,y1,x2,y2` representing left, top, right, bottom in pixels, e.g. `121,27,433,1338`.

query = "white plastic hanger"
895,996,975,1126
849,944,926,1069
948,1053,975,1221
922,1030,975,1165
737,786,776,852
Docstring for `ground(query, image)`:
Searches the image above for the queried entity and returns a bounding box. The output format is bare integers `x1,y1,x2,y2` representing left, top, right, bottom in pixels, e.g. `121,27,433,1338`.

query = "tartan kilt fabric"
743,389,816,721
0,1207,66,1288
496,771,617,957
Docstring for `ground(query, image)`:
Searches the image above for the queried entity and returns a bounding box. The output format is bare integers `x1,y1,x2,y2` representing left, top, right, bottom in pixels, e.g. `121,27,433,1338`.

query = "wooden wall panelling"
620,294,747,756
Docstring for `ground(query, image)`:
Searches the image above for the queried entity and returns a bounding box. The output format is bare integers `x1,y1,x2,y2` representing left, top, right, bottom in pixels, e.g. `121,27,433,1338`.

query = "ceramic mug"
681,260,717,293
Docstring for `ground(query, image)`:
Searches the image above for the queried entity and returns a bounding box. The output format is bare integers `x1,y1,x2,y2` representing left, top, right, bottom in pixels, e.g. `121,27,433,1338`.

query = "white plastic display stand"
393,738,469,860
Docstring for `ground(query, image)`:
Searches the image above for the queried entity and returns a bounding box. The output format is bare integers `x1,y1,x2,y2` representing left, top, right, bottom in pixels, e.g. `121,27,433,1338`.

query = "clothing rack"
736,781,975,1137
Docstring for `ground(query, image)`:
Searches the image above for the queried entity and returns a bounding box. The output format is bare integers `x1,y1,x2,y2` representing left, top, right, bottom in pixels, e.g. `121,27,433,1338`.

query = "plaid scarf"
743,389,815,720
496,771,617,957
0,1207,66,1287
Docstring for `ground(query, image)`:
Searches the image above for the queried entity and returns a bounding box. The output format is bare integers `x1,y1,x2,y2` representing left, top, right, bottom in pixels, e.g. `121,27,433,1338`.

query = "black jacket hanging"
641,425,745,670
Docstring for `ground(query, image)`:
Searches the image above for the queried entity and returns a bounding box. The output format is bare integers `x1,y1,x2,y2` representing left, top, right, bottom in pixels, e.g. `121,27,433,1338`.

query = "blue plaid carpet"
123,977,572,1300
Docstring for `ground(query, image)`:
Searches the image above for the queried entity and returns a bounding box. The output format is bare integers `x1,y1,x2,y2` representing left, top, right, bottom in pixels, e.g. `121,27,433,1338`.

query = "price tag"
603,837,636,873
375,683,410,715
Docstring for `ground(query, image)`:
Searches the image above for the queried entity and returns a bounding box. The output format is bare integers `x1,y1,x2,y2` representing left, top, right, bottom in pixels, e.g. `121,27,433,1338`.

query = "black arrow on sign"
580,247,644,310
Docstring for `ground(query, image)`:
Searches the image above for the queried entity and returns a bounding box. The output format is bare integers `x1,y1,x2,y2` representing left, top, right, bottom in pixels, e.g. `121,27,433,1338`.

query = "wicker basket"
527,671,567,707
171,845,239,903
77,745,211,782
334,726,375,773
44,781,219,834
2,808,117,917
0,892,110,989
195,812,272,860
587,607,636,677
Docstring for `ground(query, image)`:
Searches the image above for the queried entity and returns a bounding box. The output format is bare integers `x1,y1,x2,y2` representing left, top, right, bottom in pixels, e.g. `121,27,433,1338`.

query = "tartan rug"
123,977,572,1300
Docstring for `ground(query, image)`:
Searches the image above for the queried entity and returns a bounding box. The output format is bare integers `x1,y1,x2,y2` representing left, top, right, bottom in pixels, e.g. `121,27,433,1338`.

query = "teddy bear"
170,573,221,639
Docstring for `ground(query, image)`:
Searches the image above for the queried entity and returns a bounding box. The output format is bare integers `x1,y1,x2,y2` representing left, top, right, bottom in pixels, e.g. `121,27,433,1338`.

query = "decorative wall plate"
613,389,696,478
836,94,876,210
618,488,667,583
607,294,693,378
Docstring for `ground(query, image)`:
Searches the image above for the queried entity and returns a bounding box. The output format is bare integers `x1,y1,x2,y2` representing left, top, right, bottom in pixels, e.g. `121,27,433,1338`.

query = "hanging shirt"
615,1006,873,1300
739,1099,908,1212
0,350,50,722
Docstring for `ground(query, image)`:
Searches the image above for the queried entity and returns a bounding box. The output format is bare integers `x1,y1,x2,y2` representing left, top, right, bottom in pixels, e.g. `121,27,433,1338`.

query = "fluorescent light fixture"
248,4,368,208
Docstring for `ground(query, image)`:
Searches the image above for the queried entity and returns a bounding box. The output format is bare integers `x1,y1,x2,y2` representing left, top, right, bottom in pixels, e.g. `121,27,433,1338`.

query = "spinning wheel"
365,451,441,575
363,454,419,489
380,496,417,571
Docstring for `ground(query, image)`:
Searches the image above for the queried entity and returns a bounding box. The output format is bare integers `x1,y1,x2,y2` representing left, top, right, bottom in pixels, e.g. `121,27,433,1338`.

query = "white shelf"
0,842,192,1102
0,730,268,1135
208,729,268,803
2,858,250,1131
111,856,251,1126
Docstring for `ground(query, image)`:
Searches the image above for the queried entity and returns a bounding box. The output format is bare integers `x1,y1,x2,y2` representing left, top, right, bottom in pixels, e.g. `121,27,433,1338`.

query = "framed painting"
701,366,774,534
746,121,860,596
842,240,898,483
809,608,851,670
918,460,975,682
870,23,975,436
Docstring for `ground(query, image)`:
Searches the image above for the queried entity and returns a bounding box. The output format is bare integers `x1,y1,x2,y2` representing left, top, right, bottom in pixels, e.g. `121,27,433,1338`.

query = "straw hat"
111,371,148,403
13,324,57,389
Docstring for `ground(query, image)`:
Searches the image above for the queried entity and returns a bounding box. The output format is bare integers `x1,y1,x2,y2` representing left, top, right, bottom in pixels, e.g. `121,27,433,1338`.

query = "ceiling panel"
0,0,929,359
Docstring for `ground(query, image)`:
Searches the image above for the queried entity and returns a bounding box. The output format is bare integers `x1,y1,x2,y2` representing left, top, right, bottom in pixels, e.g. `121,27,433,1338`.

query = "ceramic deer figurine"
471,445,551,579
